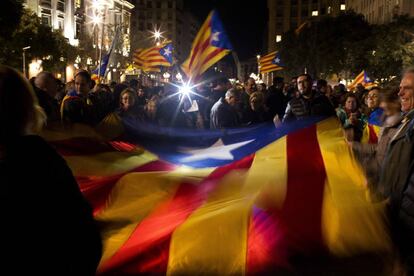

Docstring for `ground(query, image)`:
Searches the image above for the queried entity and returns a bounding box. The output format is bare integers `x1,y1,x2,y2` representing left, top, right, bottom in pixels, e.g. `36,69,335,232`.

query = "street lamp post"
22,46,31,78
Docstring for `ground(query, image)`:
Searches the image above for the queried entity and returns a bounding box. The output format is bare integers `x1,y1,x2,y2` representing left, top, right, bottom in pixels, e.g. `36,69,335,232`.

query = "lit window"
312,10,318,16
340,4,346,10
327,6,332,14
276,35,282,42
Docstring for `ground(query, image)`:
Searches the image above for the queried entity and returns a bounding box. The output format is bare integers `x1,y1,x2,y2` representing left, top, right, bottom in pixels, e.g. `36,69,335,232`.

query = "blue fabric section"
91,53,110,77
159,43,173,64
271,52,284,67
122,116,327,168
368,108,383,126
67,89,79,97
210,10,233,50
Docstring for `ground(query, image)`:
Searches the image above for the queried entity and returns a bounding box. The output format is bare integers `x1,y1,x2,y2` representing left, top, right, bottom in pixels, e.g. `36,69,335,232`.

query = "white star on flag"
179,138,254,163
211,31,220,42
274,57,280,64
163,47,172,57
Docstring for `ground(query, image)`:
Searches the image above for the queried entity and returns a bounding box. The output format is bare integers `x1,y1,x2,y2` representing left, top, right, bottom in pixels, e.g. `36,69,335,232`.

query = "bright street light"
92,14,102,26
150,27,164,44
176,72,182,81
163,72,171,79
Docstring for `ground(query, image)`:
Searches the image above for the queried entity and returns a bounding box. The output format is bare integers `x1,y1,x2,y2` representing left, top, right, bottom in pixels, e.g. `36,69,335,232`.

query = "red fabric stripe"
283,124,326,251
80,160,177,215
247,207,290,275
145,59,168,63
247,125,327,274
188,20,212,69
368,124,378,144
260,52,277,60
98,154,255,275
196,48,226,72
142,52,163,58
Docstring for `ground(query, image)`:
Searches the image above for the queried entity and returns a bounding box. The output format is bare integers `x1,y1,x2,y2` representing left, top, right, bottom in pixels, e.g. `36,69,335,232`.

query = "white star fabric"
211,31,220,42
179,139,254,163
163,48,172,56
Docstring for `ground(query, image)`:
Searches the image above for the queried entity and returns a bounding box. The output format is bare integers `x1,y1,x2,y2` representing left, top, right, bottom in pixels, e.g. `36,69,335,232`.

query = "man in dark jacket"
282,74,335,122
381,68,414,274
210,88,241,129
33,71,60,123
266,76,287,120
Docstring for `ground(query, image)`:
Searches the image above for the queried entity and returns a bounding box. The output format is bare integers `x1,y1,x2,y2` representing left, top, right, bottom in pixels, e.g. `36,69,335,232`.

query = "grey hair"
403,66,414,76
34,71,55,89
225,88,241,99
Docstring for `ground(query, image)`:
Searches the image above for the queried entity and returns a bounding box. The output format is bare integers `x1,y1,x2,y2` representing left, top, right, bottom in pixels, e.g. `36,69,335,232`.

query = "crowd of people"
1,63,414,274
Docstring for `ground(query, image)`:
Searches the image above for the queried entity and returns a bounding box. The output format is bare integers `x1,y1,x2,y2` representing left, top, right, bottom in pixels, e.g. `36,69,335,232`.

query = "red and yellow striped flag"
347,70,375,91
259,51,283,74
41,116,392,275
181,10,233,81
133,41,173,72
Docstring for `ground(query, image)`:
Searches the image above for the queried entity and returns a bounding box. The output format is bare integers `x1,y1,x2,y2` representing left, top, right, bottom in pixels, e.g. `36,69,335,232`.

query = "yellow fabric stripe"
167,170,252,275
260,66,283,74
259,56,275,65
246,137,288,210
167,137,287,275
347,71,365,89
64,150,158,177
316,118,391,256
198,49,231,77
360,124,380,144
260,51,277,61
97,172,182,266
186,28,213,77
182,12,213,72
167,166,215,181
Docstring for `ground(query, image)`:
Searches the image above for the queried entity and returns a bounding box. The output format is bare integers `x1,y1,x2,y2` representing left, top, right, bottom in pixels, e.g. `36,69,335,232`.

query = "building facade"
346,0,414,24
267,0,346,52
130,0,199,62
24,0,81,46
24,0,134,57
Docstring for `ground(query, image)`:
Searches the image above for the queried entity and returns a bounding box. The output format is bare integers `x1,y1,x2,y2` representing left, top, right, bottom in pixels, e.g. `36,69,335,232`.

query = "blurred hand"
349,113,358,125
273,114,282,128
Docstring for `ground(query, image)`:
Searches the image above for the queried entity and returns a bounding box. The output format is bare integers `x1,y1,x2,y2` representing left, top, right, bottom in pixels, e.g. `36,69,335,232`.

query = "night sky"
184,0,267,61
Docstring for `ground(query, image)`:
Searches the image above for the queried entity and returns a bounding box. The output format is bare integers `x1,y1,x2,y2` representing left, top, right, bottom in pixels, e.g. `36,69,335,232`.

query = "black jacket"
210,97,240,129
380,110,414,273
266,86,287,120
0,135,102,275
282,92,335,122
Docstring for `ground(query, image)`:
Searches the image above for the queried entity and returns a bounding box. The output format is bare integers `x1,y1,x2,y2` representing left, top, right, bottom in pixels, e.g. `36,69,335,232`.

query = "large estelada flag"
181,10,233,81
347,70,375,91
259,51,283,74
133,41,174,72
42,116,391,275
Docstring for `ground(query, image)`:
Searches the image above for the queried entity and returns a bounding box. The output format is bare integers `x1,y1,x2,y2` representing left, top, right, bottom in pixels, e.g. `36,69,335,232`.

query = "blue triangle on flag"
210,10,233,50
